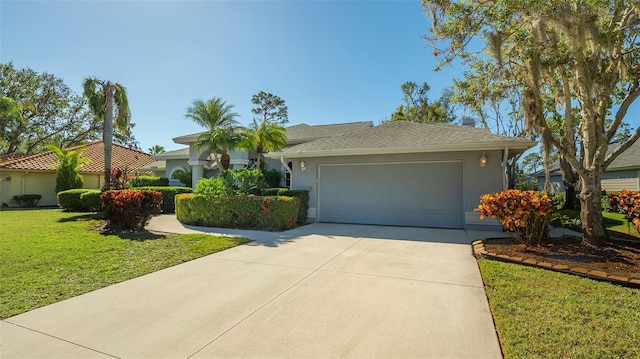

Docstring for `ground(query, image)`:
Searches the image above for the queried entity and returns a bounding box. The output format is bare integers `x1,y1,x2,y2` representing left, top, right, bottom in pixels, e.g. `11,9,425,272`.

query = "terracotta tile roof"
0,153,29,162
0,141,153,174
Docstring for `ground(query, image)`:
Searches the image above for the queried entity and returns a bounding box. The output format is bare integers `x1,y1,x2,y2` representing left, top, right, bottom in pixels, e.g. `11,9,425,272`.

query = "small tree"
148,145,165,155
46,144,91,193
389,82,456,123
251,91,288,125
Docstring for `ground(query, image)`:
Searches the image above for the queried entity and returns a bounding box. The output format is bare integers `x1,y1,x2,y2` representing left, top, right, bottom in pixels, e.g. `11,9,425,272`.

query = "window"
285,161,292,188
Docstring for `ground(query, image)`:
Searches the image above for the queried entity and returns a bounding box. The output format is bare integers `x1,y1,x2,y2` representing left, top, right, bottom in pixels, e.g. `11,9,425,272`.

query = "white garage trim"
317,160,465,228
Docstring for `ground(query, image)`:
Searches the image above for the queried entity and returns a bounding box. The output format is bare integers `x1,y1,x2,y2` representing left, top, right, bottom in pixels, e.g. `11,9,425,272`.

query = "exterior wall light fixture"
300,159,307,172
480,152,488,167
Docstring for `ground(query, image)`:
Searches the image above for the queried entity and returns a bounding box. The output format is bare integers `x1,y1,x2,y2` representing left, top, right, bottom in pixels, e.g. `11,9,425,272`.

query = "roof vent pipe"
461,117,475,127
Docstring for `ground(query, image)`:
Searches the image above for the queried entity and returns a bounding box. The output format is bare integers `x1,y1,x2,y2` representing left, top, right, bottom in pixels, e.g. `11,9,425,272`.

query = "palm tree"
82,78,130,189
245,118,287,169
148,145,165,155
45,144,91,192
196,127,246,171
185,98,240,171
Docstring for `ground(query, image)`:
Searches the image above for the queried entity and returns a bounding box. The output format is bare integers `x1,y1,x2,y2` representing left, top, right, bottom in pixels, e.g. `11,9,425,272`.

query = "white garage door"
318,162,463,228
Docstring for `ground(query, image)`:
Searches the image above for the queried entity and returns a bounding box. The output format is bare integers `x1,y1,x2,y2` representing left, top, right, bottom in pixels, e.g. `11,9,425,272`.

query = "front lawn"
479,259,640,359
558,210,640,240
0,209,249,319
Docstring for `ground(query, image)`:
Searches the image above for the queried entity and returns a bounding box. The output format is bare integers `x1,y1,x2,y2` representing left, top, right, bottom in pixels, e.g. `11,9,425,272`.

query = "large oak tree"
424,0,640,246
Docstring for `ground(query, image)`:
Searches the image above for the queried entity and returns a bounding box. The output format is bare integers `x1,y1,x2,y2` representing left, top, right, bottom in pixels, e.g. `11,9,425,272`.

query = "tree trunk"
579,173,606,247
221,152,230,170
256,144,263,169
103,83,114,190
559,157,580,210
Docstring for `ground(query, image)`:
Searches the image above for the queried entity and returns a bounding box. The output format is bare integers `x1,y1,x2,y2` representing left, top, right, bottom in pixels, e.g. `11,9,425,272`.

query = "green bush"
221,168,267,195
276,189,309,224
102,190,163,230
135,186,193,213
194,177,231,197
176,194,299,230
57,189,92,211
79,190,102,211
130,176,169,187
12,194,42,207
263,187,286,196
263,169,283,188
172,170,192,187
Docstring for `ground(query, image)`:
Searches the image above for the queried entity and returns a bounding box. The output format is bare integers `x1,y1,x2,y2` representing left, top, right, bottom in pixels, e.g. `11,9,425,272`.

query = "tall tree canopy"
185,97,241,172
424,0,640,246
389,81,456,123
0,63,137,155
0,63,97,154
251,91,288,126
83,78,131,188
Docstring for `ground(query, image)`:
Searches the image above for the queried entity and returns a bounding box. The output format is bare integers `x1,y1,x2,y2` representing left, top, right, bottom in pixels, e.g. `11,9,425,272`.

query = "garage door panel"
319,162,463,228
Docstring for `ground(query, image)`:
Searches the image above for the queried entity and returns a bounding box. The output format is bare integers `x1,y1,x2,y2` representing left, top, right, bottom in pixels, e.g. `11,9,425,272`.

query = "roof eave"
266,141,537,159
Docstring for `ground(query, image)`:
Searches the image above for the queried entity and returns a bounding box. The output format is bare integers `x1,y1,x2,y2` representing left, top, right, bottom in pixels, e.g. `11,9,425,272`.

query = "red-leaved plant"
609,190,640,232
101,189,162,230
475,190,554,245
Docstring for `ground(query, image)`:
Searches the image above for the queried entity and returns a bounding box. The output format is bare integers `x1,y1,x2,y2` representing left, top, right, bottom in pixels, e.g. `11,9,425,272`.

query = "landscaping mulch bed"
482,236,640,281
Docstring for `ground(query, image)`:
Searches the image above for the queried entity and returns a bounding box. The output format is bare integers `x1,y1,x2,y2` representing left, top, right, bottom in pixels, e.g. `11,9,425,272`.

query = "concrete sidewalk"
2,217,504,358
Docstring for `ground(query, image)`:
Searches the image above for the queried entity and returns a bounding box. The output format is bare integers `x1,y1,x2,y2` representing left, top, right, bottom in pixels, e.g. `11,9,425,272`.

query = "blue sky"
2,1,638,154
2,0,462,152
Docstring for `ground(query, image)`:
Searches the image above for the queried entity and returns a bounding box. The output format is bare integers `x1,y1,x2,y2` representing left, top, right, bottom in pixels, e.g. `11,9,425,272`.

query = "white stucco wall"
283,150,504,229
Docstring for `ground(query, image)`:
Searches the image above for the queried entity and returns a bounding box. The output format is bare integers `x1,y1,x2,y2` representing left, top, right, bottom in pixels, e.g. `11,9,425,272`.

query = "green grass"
479,259,640,359
558,210,640,240
0,209,249,319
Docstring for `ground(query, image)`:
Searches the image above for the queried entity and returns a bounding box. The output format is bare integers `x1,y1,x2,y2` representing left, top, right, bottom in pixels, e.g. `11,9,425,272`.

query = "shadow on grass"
57,212,103,223
100,227,165,241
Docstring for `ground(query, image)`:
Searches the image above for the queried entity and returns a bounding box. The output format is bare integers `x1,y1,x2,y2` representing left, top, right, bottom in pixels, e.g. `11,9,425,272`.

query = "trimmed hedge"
57,189,93,211
79,191,102,211
278,190,309,224
57,189,103,211
130,176,170,187
12,194,42,207
176,194,300,230
135,186,193,213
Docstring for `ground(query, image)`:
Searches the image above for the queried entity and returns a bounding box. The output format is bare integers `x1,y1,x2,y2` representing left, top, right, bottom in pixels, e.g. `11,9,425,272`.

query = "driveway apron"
2,222,503,358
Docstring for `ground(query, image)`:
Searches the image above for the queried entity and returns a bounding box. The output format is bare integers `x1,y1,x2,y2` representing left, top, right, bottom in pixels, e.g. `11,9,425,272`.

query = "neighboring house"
534,137,640,193
0,142,153,207
170,120,535,230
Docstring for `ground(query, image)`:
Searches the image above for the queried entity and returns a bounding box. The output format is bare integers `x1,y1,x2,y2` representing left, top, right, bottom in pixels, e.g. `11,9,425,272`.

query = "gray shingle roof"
270,121,535,157
608,137,640,170
285,121,373,142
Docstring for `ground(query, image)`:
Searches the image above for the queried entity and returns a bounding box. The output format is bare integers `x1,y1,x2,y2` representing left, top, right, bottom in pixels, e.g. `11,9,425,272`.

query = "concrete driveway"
2,223,503,358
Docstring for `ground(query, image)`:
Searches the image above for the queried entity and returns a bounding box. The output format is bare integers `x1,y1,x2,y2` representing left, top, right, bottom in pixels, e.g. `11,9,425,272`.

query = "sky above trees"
1,1,638,153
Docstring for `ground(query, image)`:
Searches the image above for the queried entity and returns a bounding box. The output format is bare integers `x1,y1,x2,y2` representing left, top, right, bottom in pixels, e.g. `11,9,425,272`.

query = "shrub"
176,194,299,230
475,190,554,245
277,189,309,224
79,190,102,211
135,186,193,213
263,169,283,188
130,176,169,187
194,177,231,197
57,189,92,211
221,168,267,195
101,190,163,230
12,194,42,207
608,190,640,232
262,187,285,196
172,170,192,187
